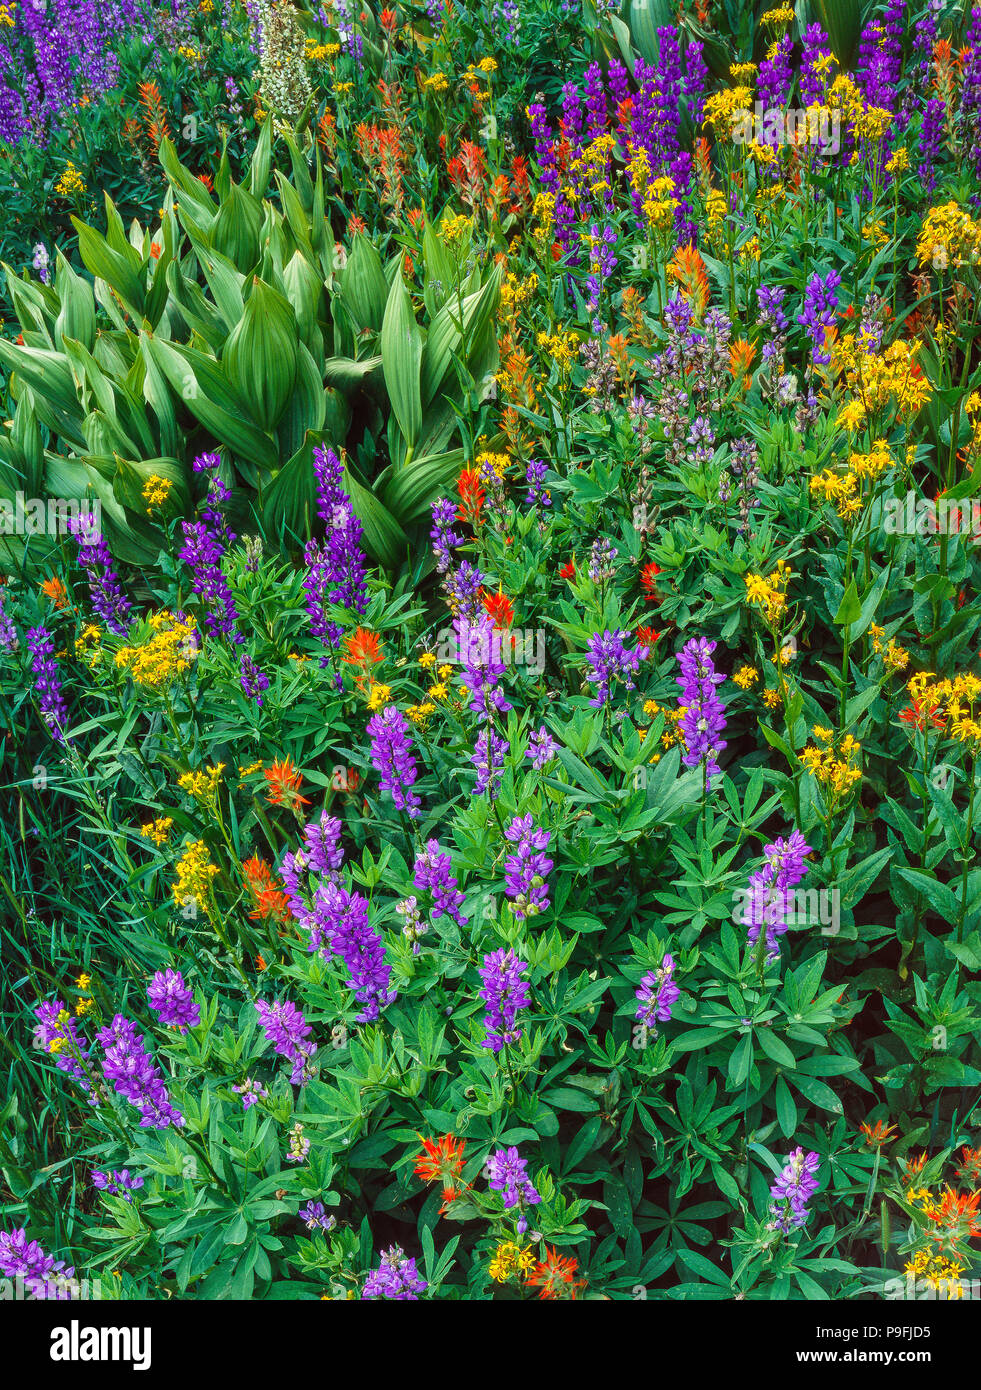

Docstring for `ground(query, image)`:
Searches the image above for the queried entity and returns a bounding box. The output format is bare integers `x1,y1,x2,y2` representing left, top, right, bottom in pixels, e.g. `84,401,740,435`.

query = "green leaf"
380,272,424,454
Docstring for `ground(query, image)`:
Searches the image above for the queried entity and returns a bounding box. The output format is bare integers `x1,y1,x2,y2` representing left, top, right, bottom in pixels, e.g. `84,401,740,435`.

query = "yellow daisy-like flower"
141,816,173,847
172,840,218,911
733,665,759,689
368,683,393,711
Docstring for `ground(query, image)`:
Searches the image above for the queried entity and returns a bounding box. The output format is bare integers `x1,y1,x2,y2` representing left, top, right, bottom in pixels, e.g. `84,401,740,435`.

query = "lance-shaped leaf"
380,273,424,455
223,278,299,432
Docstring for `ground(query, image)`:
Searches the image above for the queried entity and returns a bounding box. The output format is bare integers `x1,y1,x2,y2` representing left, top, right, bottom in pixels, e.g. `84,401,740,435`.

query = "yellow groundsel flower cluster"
703,86,753,139
141,817,173,846
799,727,862,797
870,625,909,673
422,72,449,93
178,763,225,804
744,560,792,624
55,161,86,197
907,671,981,748
500,271,538,323
641,699,684,763
475,450,509,481
0,3,16,27
406,701,436,727
903,1248,965,1299
567,133,617,203
733,665,759,689
437,213,473,246
832,335,931,427
643,175,678,233
528,191,555,252
705,189,728,248
115,611,197,688
811,442,890,522
172,840,218,910
368,682,392,711
142,474,173,515
74,624,103,670
489,1241,536,1283
760,5,794,26
537,328,579,371
916,202,981,271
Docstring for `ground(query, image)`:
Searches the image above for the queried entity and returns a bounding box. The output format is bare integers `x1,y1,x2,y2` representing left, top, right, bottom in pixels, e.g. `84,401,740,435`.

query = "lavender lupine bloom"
92,1169,143,1200
299,1201,336,1234
430,496,462,574
367,704,421,818
525,725,558,770
961,6,981,191
527,102,560,195
478,949,531,1052
361,1245,428,1300
0,1229,77,1300
797,270,842,366
286,1122,310,1163
456,613,513,721
239,653,270,706
582,61,607,140
472,725,509,797
919,99,945,192
584,223,617,313
586,629,646,708
233,1078,269,1110
26,626,69,741
799,23,834,107
768,1148,820,1233
303,445,368,654
486,1147,541,1235
676,637,727,783
444,560,486,619
0,587,15,650
180,454,243,643
32,242,50,283
744,829,814,959
635,954,681,1028
503,815,553,920
414,840,468,926
255,999,317,1086
310,883,396,1023
97,1015,184,1129
67,512,131,633
147,969,199,1034
758,33,793,113
524,459,551,508
33,999,93,1099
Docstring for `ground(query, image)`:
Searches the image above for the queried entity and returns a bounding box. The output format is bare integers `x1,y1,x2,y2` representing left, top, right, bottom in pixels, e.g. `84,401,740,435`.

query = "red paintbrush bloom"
414,1134,467,1211
380,7,397,30
639,561,662,602
263,757,311,810
243,856,292,924
457,467,485,527
558,556,575,580
526,1247,584,1300
899,700,945,731
482,587,515,630
341,627,384,669
635,624,660,652
859,1119,897,1148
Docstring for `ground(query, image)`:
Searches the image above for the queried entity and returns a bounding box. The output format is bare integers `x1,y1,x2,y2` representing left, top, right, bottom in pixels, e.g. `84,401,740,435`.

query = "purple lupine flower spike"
367,704,421,818
478,949,531,1052
768,1148,820,1233
676,637,727,784
67,512,131,633
147,968,199,1034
